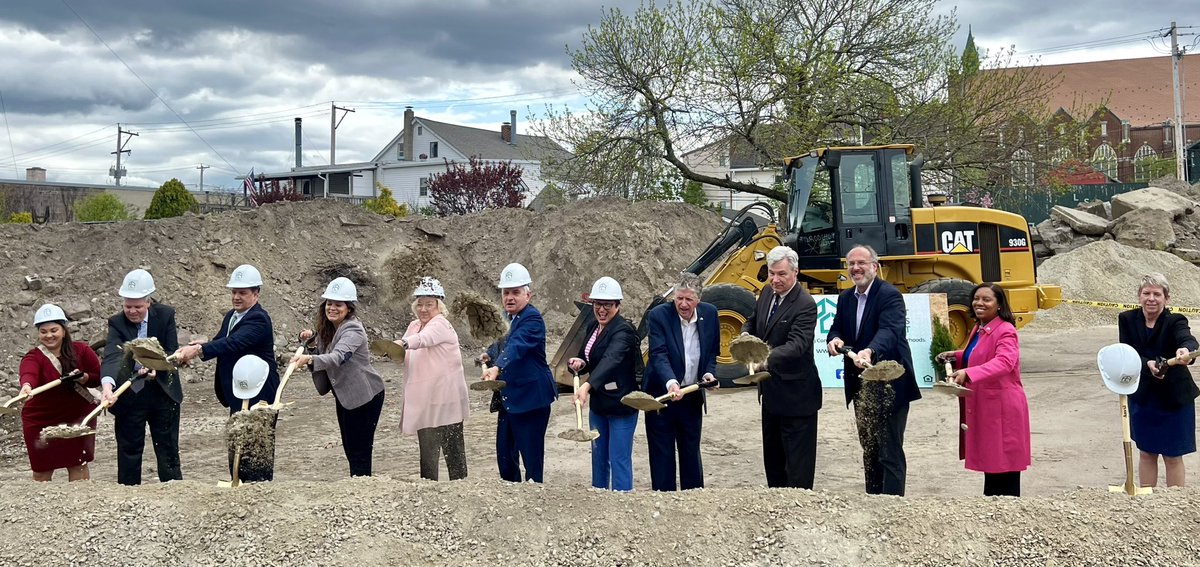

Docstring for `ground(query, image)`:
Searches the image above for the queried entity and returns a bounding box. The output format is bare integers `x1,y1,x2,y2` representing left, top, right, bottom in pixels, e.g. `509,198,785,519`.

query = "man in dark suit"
480,262,558,483
826,245,921,496
643,272,720,491
741,246,820,489
100,269,184,485
174,264,280,481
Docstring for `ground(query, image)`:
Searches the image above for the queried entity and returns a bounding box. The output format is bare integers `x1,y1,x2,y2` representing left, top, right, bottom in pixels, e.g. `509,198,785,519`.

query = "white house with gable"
255,107,569,210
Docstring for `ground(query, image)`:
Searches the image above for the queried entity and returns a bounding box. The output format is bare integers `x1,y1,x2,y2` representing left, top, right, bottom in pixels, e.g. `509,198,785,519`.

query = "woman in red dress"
17,304,102,481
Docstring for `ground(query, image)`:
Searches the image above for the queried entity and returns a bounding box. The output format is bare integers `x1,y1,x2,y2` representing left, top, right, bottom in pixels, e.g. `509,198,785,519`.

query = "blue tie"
132,319,148,393
768,295,782,322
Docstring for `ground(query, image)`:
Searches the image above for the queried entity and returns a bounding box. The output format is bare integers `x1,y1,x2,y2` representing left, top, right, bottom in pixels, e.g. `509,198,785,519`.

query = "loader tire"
701,284,758,388
910,278,975,348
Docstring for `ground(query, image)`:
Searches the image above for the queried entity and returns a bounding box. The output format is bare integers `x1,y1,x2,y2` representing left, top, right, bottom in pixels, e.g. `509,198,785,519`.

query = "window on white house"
429,142,439,158
719,155,728,167
419,177,430,197
1133,143,1158,181
1091,143,1118,180
1100,122,1108,137
417,126,423,135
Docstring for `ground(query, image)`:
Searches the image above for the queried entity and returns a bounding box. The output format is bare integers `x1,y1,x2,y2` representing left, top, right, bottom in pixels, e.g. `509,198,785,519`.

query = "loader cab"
784,145,920,268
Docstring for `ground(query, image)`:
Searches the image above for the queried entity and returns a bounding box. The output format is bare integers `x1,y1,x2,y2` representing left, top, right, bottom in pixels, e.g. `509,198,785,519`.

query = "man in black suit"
100,269,184,485
741,246,820,489
174,264,280,482
826,245,921,496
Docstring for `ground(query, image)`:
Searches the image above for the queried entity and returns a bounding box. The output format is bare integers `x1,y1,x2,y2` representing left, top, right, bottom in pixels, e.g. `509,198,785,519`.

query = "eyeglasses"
593,301,619,310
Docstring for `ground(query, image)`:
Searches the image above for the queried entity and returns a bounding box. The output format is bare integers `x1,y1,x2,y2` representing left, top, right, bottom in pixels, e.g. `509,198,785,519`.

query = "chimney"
403,106,415,161
26,167,46,182
501,122,512,143
294,118,303,168
509,109,517,146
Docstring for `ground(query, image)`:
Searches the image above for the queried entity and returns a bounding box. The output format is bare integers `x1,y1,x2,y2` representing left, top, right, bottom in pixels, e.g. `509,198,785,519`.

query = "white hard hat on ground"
119,269,156,299
413,276,446,298
589,276,623,301
227,265,264,288
232,354,270,399
497,263,532,289
33,304,67,326
322,277,358,302
1098,343,1142,395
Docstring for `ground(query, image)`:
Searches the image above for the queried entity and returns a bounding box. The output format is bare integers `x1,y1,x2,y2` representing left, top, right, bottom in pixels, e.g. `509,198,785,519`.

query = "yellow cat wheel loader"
550,144,1061,387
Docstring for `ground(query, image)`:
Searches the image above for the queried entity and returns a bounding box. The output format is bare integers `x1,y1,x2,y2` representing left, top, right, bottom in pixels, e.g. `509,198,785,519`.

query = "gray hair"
410,297,448,319
765,246,799,271
1138,273,1170,297
848,244,880,263
677,272,703,296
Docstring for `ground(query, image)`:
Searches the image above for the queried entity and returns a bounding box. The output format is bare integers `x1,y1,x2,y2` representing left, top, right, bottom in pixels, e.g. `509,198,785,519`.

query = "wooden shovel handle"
6,377,66,406
573,373,584,430
77,379,133,424
272,346,306,406
654,383,699,403
839,347,873,369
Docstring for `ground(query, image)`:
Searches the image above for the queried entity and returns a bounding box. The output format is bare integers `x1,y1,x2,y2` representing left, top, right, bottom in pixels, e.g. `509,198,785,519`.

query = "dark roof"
416,117,570,161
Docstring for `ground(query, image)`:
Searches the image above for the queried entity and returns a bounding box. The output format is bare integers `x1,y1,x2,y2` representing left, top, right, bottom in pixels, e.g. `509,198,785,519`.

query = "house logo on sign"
816,297,838,335
940,229,975,254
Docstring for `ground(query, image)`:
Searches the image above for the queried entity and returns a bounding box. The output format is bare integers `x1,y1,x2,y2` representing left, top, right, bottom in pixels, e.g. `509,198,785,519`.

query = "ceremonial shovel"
218,399,251,489
250,346,307,412
39,378,136,441
0,370,79,417
1098,343,1151,496
558,373,600,442
128,337,182,372
729,334,772,386
932,360,972,398
368,339,406,363
837,347,905,382
620,383,700,412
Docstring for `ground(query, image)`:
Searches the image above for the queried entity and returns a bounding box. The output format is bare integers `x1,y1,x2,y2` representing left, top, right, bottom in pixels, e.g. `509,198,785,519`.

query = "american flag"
243,169,257,206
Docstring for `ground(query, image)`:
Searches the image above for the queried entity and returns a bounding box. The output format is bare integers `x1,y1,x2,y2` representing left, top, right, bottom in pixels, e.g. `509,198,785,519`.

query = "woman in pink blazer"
398,277,470,481
937,282,1031,496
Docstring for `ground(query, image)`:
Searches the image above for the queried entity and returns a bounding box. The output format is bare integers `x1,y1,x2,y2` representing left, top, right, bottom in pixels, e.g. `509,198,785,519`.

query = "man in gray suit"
100,269,184,485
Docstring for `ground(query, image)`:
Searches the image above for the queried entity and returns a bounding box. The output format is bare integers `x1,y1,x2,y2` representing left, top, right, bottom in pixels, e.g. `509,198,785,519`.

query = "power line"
124,102,330,126
1016,29,1165,56
0,90,16,176
61,0,243,176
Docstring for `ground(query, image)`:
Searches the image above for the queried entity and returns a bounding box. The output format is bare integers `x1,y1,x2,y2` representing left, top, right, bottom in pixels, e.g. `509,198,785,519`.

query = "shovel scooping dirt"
932,360,972,397
837,347,905,382
220,354,273,488
128,337,181,372
0,370,79,417
558,373,599,442
620,383,700,412
39,378,135,441
368,339,406,363
729,334,772,385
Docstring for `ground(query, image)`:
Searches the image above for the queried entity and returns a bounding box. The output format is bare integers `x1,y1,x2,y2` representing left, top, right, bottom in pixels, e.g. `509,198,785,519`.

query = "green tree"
144,178,197,220
362,184,409,218
680,180,709,207
74,192,135,222
8,212,32,223
537,0,1065,203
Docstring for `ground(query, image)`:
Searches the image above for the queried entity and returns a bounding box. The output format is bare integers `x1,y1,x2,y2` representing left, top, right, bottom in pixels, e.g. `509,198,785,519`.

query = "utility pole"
330,103,355,165
1170,22,1186,182
197,163,210,192
110,124,137,186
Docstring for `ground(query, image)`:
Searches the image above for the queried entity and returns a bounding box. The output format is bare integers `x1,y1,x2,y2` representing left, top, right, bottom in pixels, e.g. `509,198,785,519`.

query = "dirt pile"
1028,239,1200,329
0,198,724,407
0,479,1196,566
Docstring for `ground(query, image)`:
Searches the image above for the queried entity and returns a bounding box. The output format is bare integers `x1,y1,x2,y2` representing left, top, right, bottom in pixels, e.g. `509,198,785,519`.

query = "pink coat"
953,319,1031,474
400,314,469,435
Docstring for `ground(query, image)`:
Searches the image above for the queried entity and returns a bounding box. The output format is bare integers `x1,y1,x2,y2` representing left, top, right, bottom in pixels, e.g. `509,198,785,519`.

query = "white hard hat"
33,303,67,326
227,264,264,288
413,276,445,298
321,277,358,302
1098,343,1142,395
497,263,532,289
589,276,623,301
231,354,270,399
119,269,156,299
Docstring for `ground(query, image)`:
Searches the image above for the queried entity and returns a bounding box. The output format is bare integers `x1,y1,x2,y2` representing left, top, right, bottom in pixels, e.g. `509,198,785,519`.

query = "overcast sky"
0,0,1193,190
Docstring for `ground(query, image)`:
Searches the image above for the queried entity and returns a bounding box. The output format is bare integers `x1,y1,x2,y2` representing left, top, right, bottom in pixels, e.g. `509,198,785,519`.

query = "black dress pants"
417,422,468,481
336,391,385,477
113,383,183,486
984,471,1021,497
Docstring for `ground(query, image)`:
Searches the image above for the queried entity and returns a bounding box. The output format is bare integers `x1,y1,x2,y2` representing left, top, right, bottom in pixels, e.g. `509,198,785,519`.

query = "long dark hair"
38,321,77,374
315,300,357,350
971,282,1016,326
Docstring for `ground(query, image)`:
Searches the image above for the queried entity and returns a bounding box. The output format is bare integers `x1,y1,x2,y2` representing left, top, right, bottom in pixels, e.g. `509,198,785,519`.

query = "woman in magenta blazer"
937,282,1031,496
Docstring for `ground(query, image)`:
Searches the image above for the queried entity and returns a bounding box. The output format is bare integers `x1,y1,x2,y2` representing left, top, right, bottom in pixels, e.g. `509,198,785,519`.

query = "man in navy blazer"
826,245,920,496
643,272,720,491
480,263,558,483
175,264,280,482
741,247,820,489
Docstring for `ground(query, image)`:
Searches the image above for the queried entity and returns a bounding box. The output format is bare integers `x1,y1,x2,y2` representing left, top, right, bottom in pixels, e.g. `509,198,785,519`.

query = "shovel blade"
620,392,665,412
0,406,20,417
861,360,905,382
468,380,506,392
732,371,770,386
134,355,176,372
368,340,406,362
558,428,600,442
932,381,971,397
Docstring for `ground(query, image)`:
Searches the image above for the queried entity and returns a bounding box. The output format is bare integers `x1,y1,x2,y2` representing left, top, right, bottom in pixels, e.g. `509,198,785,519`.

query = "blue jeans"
589,411,638,491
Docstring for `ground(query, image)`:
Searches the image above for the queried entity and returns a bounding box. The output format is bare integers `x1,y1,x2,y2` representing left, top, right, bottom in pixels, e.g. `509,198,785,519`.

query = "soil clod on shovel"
558,373,599,442
621,383,701,412
729,334,773,385
128,337,180,372
39,377,136,442
468,379,506,392
225,407,276,474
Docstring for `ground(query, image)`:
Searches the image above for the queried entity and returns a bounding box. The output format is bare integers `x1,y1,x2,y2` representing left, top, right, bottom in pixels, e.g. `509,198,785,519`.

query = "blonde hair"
410,297,447,319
